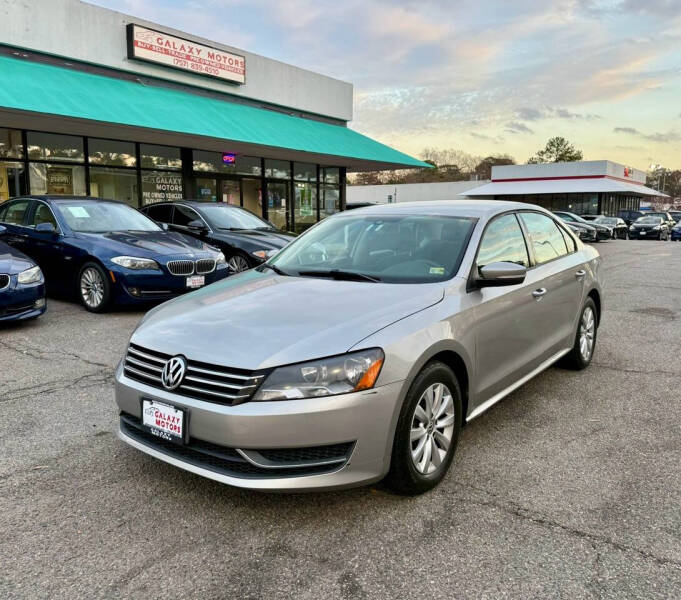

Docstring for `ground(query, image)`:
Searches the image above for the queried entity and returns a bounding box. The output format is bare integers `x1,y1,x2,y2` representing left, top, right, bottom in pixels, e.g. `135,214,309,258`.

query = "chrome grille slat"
127,346,166,364
166,260,194,276
124,343,264,406
183,374,256,391
195,258,216,274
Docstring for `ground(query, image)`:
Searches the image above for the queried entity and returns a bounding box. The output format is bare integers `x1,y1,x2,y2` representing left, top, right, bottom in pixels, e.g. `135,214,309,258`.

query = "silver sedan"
115,200,603,494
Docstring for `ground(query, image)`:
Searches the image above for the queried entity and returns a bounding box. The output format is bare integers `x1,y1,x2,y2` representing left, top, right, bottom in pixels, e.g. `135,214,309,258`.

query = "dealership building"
464,160,666,215
0,0,426,233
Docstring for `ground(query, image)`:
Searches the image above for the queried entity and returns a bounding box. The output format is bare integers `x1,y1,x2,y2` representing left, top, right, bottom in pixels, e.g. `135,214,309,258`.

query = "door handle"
532,288,547,299
575,269,586,280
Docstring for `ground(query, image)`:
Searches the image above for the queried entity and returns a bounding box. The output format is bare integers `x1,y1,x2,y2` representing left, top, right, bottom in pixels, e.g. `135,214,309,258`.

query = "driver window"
476,214,529,269
28,203,58,229
173,205,200,227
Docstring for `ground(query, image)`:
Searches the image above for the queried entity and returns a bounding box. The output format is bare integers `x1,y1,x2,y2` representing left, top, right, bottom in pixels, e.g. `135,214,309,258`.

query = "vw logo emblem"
161,355,187,390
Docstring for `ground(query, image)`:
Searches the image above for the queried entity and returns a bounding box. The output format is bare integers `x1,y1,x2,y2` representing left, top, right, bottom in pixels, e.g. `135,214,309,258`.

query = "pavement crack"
460,484,681,571
591,362,681,378
0,369,114,404
0,338,112,369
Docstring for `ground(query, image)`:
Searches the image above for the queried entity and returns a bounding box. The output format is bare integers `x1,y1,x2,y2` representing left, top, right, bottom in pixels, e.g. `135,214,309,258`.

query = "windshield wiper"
260,263,289,276
218,227,246,231
298,269,381,283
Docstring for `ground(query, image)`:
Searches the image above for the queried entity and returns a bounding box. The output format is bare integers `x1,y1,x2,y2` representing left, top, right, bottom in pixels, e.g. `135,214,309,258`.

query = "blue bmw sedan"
0,196,230,312
0,226,46,322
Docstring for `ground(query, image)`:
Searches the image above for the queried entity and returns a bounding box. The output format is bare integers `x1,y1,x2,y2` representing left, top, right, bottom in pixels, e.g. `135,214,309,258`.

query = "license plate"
142,399,185,443
186,275,205,288
640,231,645,236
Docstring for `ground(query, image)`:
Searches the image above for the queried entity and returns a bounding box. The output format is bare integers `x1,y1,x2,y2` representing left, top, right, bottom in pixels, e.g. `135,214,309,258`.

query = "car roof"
16,195,128,205
338,200,547,218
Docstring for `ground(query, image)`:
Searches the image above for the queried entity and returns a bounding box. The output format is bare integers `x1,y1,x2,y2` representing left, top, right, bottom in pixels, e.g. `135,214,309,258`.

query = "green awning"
0,55,429,170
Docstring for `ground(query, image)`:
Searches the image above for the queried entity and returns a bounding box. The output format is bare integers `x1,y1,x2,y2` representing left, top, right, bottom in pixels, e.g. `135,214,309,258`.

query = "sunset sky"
91,0,681,169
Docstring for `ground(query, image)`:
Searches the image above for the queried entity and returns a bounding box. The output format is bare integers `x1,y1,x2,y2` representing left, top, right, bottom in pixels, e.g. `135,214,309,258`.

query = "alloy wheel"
410,383,455,475
579,306,595,361
227,254,250,272
80,267,105,308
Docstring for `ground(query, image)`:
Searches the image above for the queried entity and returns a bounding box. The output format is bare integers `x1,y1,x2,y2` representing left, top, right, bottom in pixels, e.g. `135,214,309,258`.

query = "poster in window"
46,168,74,194
141,172,184,204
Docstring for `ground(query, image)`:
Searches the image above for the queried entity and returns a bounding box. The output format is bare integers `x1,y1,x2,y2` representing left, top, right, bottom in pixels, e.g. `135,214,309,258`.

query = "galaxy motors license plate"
186,275,205,288
142,399,185,444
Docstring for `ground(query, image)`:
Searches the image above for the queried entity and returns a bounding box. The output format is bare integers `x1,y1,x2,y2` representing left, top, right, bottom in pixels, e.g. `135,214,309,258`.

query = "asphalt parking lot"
1,240,680,599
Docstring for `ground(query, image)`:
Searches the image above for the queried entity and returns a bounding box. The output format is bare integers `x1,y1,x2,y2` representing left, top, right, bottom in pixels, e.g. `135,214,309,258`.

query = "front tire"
561,297,597,370
384,362,462,495
78,262,110,313
226,251,252,273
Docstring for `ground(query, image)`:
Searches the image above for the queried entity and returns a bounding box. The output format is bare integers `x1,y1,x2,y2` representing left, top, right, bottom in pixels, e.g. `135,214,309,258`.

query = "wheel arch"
587,288,601,327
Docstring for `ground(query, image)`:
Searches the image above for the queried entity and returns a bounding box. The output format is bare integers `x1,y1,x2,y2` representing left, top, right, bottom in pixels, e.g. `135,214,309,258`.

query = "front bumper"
110,264,230,304
629,229,662,238
0,279,46,322
115,362,404,491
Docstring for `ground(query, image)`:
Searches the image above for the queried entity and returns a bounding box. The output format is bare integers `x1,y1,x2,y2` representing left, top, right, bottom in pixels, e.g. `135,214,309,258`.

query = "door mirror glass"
35,222,57,234
478,262,526,287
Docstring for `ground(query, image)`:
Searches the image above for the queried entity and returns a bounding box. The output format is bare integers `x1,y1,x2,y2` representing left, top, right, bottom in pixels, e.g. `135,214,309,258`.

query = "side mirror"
477,261,526,287
35,222,57,234
187,219,208,233
158,222,169,231
0,225,6,236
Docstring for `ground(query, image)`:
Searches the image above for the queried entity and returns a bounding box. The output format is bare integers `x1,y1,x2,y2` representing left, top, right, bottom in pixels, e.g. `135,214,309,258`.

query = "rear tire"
78,262,110,313
384,362,462,495
560,297,598,370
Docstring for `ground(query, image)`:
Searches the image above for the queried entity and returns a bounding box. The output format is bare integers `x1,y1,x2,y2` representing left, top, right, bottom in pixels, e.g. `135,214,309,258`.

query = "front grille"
166,260,194,276
120,413,351,479
0,274,9,290
195,258,216,274
123,342,265,405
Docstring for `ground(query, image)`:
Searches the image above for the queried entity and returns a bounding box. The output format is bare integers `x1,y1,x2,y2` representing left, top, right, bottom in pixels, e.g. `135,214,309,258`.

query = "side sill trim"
466,348,571,422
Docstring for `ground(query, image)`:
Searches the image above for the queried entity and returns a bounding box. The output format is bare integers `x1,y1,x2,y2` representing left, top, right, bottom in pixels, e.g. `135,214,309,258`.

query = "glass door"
221,179,240,205
266,181,290,231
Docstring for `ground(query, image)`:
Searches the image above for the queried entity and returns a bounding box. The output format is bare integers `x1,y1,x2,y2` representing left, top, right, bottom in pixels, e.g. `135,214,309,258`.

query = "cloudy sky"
91,0,681,168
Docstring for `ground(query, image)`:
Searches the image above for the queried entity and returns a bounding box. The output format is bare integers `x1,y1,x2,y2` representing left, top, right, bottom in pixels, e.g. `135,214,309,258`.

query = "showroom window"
0,161,26,201
29,163,87,196
294,182,317,234
27,131,84,162
90,167,138,207
193,151,261,176
265,159,291,179
140,144,182,170
88,138,136,167
320,167,340,219
0,128,23,159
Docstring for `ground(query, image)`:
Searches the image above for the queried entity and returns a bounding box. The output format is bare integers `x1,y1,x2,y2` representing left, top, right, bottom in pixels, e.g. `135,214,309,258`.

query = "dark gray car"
115,200,603,494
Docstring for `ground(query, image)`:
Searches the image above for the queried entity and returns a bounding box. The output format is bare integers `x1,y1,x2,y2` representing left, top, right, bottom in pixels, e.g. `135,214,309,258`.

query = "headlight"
17,265,43,284
252,249,278,260
215,252,226,265
629,226,635,230
253,348,384,401
653,226,661,231
111,256,160,270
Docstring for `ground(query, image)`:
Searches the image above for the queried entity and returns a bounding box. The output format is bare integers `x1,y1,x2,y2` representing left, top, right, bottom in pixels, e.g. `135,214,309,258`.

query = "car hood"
0,241,35,274
210,228,295,250
131,270,444,370
75,230,217,257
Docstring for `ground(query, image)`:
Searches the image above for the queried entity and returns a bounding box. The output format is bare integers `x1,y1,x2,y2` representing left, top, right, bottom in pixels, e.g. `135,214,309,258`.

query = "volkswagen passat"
116,201,603,494
0,196,230,312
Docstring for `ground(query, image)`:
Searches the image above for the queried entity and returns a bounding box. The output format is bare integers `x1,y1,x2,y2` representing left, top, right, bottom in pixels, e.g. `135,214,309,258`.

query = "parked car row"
0,196,295,321
557,210,681,241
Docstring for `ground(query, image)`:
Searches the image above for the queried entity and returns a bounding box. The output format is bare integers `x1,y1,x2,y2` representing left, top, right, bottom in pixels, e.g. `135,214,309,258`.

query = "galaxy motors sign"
126,24,246,84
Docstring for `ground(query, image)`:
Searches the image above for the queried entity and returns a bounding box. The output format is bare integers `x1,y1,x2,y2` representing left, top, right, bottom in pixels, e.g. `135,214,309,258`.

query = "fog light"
34,298,46,308
127,287,140,297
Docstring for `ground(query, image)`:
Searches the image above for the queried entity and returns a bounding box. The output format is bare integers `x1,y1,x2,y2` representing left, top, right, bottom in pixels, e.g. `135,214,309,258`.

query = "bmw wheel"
227,252,251,273
384,361,462,495
78,262,110,313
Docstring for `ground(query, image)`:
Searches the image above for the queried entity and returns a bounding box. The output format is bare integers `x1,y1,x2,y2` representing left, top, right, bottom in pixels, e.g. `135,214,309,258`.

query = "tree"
474,155,515,180
527,137,583,164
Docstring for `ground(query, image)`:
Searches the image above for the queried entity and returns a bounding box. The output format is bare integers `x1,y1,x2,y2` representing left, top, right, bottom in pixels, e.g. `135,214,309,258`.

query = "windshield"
198,204,272,230
57,202,160,233
635,216,662,225
268,214,476,283
595,217,616,225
